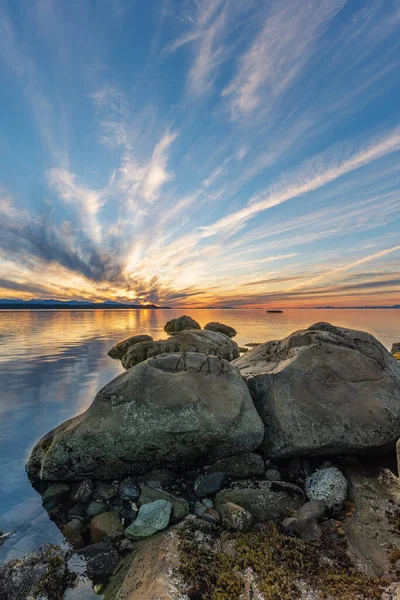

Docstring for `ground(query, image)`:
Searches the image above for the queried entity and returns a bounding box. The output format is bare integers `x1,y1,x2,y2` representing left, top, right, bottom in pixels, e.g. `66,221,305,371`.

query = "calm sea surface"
0,308,399,565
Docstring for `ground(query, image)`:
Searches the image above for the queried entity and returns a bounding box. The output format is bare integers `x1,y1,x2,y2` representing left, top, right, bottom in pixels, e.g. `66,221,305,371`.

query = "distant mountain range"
0,299,169,309
313,305,400,309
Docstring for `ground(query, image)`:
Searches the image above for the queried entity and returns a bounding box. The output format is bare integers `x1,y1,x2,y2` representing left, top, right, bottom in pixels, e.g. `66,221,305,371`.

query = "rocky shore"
2,317,400,599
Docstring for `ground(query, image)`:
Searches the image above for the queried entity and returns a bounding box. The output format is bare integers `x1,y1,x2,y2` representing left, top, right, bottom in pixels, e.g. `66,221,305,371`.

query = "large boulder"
108,334,153,360
26,352,264,481
233,322,400,459
122,329,239,369
164,315,200,334
204,322,237,338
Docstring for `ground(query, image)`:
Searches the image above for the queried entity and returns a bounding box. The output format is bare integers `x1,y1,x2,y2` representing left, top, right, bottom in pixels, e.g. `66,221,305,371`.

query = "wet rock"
297,499,327,521
208,453,265,479
87,501,108,518
202,498,213,509
215,480,304,521
234,322,400,458
219,502,252,531
124,499,172,540
62,519,85,547
164,315,201,334
90,511,123,543
200,508,221,525
138,485,189,523
0,544,72,600
265,468,282,482
305,467,347,508
194,472,228,498
67,503,86,520
93,482,118,502
108,334,153,360
122,330,240,369
282,516,321,541
42,483,70,509
194,501,207,518
71,541,119,583
118,478,140,501
27,353,263,481
71,479,93,504
204,322,237,338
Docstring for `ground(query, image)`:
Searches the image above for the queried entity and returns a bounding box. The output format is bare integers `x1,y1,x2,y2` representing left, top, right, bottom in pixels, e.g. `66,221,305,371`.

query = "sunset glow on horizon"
1,0,400,308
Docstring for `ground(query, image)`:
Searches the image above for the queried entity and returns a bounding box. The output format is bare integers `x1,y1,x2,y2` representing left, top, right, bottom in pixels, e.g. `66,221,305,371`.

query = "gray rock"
194,501,207,518
215,481,304,521
219,502,252,531
122,329,240,369
93,482,117,502
87,501,108,518
89,511,123,543
208,453,265,478
194,472,228,498
118,477,140,501
202,498,213,509
71,479,93,504
67,503,86,519
200,508,221,524
282,516,321,541
42,483,70,509
204,322,237,338
297,499,327,521
164,315,201,334
305,467,347,508
265,468,282,482
0,544,72,600
27,353,263,481
119,538,134,553
71,541,119,582
108,334,153,360
382,583,400,600
234,322,400,458
62,518,84,547
124,499,172,540
139,485,189,522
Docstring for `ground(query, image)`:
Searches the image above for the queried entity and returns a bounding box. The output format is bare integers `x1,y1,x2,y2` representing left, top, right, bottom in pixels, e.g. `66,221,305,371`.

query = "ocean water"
0,307,399,565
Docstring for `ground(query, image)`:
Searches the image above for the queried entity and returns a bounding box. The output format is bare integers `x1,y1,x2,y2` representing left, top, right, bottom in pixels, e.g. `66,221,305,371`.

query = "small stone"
68,504,86,520
93,482,118,502
87,501,108,518
204,322,237,338
305,467,348,509
298,500,327,521
265,469,282,482
202,498,213,509
71,479,93,504
200,508,221,525
42,483,70,509
62,519,85,547
118,477,140,501
194,501,207,518
208,454,265,479
139,485,189,522
194,472,228,498
119,538,134,553
220,502,252,531
282,517,321,541
90,511,123,543
124,499,172,540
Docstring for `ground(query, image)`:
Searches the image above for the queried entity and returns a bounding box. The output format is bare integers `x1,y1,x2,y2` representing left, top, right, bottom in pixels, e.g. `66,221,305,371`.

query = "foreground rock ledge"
26,352,264,481
234,322,400,459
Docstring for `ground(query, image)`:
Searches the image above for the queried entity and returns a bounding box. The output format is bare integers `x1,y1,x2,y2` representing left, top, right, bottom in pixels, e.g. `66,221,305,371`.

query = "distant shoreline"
0,304,398,311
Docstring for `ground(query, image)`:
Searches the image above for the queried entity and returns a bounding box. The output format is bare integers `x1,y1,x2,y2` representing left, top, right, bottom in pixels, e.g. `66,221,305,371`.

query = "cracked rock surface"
233,322,400,459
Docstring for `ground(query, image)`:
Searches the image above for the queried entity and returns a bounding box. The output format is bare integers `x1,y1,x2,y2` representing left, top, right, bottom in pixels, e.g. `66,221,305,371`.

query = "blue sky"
0,0,400,307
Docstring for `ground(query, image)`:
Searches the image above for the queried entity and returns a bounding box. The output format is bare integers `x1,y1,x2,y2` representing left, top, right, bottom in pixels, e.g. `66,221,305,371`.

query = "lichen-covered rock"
234,322,400,458
0,545,73,600
27,352,263,481
138,484,189,522
207,453,265,478
124,499,172,540
164,315,201,334
70,541,119,583
122,329,239,369
382,583,400,600
219,502,252,531
305,467,347,508
90,511,123,543
214,480,304,521
204,322,237,338
70,479,93,504
107,334,153,360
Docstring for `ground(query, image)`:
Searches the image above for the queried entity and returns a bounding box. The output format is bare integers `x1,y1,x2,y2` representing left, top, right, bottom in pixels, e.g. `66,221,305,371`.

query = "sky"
0,0,400,308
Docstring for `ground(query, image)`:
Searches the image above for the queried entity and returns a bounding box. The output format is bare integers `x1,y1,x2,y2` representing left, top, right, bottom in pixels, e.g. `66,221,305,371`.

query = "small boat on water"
266,309,283,313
